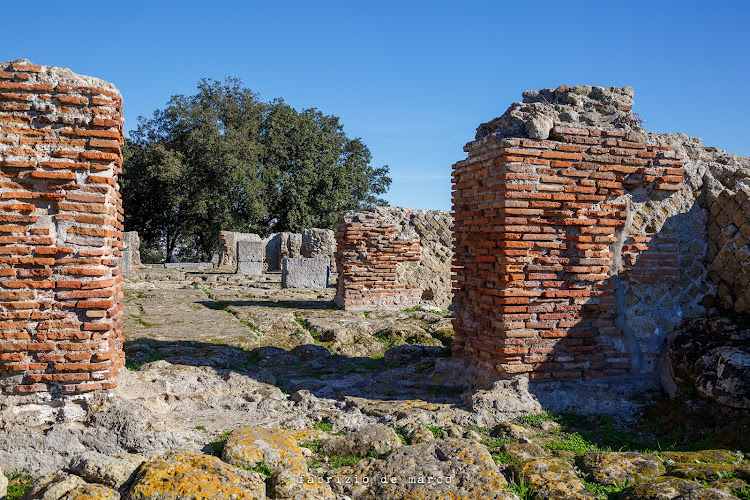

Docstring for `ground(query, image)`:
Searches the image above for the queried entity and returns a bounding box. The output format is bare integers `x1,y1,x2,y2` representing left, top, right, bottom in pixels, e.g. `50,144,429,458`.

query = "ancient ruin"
334,207,453,310
0,61,124,396
451,85,748,385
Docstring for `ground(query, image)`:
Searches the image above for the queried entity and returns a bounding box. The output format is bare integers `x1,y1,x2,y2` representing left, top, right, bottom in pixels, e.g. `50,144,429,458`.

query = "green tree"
121,78,390,261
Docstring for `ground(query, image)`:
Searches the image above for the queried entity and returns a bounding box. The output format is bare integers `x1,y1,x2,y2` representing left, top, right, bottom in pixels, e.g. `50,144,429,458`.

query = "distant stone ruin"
334,207,453,310
451,85,749,384
0,61,124,395
217,228,336,275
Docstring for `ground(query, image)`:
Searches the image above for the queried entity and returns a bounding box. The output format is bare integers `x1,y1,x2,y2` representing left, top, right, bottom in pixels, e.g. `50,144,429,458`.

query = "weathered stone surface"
269,471,336,500
468,378,543,427
301,228,336,272
222,427,307,474
281,258,329,289
514,458,596,500
493,422,533,440
128,450,265,500
668,317,750,409
662,450,743,465
673,488,741,499
59,483,121,499
667,463,737,482
0,467,7,500
622,476,702,500
328,439,515,499
578,452,666,486
320,424,402,457
502,442,547,463
23,472,88,500
122,231,143,273
68,451,145,490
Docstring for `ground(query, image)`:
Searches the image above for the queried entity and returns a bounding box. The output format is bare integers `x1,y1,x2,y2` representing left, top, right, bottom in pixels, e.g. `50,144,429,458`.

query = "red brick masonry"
0,61,124,395
335,208,422,310
451,125,683,379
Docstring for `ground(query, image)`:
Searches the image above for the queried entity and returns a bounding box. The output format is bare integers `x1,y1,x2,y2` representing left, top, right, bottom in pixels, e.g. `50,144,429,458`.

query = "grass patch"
125,349,166,371
363,311,371,318
506,475,535,500
314,422,333,432
307,458,323,469
248,461,272,478
392,426,409,446
482,437,510,450
195,425,206,431
328,455,361,468
130,314,154,328
581,477,629,499
544,431,608,455
424,423,443,439
294,316,325,345
517,409,557,427
5,471,33,500
207,430,232,456
492,452,513,464
372,330,399,350
299,439,322,454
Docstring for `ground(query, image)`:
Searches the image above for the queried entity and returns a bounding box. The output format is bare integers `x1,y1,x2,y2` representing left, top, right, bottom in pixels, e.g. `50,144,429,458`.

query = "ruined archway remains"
0,60,124,395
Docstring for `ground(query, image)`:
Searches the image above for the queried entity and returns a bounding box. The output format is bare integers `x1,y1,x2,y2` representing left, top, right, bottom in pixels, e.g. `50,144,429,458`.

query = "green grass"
424,423,443,438
195,425,206,431
125,349,166,371
517,410,557,427
735,486,750,500
392,426,409,446
247,461,272,478
328,455,361,468
544,431,608,455
506,475,535,500
372,330,399,350
492,452,513,464
5,471,33,500
482,437,510,449
299,439,322,454
313,422,333,432
363,311,371,318
307,458,323,469
207,430,232,456
294,316,325,345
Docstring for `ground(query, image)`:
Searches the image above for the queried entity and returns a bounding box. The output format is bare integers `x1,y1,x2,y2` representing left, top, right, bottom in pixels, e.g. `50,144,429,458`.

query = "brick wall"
0,60,124,395
451,125,684,379
334,207,421,310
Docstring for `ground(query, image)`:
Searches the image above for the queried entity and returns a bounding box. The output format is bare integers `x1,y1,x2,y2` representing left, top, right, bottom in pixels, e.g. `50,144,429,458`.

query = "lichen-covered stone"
514,458,596,500
492,422,533,440
672,487,740,499
502,442,547,463
222,427,307,474
23,472,88,500
661,450,743,465
708,477,749,495
667,463,737,481
59,484,121,500
269,470,336,500
68,451,145,490
319,424,402,457
578,452,666,485
622,476,702,500
328,439,515,499
127,450,265,500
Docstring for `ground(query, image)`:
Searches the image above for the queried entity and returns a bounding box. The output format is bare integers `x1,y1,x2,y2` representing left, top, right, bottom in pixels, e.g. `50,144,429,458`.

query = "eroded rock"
622,476,702,500
128,450,265,500
68,451,145,490
222,427,307,474
319,424,402,457
578,452,666,485
513,457,596,500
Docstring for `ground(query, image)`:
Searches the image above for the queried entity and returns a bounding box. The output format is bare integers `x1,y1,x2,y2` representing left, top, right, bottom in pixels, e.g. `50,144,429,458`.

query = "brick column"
451,125,683,379
0,60,124,395
335,207,421,310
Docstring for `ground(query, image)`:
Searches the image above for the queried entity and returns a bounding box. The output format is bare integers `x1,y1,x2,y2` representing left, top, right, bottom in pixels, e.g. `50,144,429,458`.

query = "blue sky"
3,1,748,211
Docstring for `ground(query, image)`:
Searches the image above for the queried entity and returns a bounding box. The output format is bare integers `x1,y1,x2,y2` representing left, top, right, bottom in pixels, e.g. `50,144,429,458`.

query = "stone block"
238,261,263,275
282,258,329,288
238,240,264,263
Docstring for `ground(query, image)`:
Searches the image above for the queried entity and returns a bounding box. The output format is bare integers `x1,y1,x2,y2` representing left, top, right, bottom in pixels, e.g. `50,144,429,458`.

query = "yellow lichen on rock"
222,427,307,474
128,450,265,500
61,483,121,500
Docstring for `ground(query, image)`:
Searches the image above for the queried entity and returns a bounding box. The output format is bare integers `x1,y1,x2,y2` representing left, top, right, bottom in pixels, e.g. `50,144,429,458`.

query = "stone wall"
0,60,124,395
451,86,717,381
334,207,454,310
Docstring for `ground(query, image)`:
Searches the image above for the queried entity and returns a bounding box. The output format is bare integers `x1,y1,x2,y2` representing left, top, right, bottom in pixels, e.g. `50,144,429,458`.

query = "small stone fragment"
68,451,145,490
319,424,402,457
21,472,88,500
667,463,737,482
513,457,596,500
269,470,336,500
493,422,533,440
60,483,121,499
502,442,547,463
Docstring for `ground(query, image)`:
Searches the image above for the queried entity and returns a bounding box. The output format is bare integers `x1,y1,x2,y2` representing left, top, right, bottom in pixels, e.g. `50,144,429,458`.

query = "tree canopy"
121,78,391,261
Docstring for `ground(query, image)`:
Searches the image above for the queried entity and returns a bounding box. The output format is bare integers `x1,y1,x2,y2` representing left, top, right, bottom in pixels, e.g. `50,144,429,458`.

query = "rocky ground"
1,268,749,499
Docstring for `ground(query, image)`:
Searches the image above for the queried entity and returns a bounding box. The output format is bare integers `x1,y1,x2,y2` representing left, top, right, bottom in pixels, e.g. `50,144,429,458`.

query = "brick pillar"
0,60,124,395
451,125,683,379
335,207,421,310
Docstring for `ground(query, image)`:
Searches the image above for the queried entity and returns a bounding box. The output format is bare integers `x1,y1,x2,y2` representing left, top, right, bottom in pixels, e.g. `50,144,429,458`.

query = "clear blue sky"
3,1,748,211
